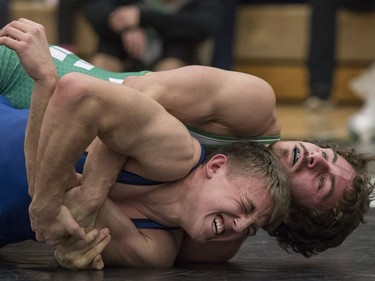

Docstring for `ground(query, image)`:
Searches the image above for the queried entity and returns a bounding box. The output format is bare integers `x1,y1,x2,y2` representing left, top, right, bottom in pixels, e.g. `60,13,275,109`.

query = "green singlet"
0,45,148,109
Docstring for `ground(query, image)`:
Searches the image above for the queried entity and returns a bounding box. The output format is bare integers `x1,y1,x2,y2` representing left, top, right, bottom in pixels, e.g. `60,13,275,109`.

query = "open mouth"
213,215,224,235
292,146,300,166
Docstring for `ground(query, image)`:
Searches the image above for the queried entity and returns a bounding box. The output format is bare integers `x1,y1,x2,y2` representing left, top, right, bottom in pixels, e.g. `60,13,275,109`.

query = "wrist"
34,73,58,89
31,186,63,212
29,198,61,219
79,183,111,211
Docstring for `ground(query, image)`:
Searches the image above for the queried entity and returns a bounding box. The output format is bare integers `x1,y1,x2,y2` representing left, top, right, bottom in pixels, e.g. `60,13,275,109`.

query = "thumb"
64,214,86,240
91,255,105,270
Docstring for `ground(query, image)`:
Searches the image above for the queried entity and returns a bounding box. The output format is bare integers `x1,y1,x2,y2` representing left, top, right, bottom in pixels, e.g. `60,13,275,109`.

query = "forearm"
28,74,110,244
80,138,126,212
25,75,58,197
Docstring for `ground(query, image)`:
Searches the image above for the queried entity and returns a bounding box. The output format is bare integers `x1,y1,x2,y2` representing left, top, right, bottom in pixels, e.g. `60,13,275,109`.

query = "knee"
53,73,93,108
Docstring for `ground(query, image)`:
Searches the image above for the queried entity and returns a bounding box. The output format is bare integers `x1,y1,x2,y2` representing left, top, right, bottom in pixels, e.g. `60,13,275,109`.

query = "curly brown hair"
269,143,374,257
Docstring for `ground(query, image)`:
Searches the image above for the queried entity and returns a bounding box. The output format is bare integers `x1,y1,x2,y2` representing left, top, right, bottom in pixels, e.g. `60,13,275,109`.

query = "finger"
0,37,21,54
3,20,31,36
0,25,26,43
91,255,105,270
63,227,108,253
66,221,86,241
82,228,111,254
18,17,42,26
63,228,100,248
60,231,110,270
80,231,111,263
0,20,40,49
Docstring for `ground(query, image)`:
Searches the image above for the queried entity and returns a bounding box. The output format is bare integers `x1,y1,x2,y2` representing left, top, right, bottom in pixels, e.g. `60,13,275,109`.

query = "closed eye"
242,196,255,215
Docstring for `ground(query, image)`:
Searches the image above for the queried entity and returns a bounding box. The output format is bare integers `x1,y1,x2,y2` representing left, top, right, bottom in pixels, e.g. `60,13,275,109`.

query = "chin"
188,231,207,243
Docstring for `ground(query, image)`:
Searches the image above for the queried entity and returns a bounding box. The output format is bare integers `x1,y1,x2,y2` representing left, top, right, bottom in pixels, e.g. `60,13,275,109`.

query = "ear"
205,154,227,178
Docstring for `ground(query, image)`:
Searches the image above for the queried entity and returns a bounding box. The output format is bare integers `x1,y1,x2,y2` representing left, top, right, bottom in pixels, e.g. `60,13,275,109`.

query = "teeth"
213,215,224,235
292,147,300,166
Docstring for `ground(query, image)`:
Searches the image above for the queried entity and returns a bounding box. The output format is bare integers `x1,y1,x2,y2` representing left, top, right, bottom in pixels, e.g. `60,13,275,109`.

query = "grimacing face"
181,154,273,243
269,141,355,210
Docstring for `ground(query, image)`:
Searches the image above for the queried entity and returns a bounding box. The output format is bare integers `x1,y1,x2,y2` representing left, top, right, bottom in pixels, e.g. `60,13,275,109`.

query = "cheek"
290,179,315,201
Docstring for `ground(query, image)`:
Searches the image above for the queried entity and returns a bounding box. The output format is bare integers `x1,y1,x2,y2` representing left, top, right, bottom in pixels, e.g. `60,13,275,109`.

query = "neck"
110,165,205,230
132,180,187,227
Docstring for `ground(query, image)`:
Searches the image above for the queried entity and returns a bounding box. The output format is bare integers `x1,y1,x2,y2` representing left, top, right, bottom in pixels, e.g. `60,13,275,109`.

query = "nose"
307,153,329,171
233,216,257,236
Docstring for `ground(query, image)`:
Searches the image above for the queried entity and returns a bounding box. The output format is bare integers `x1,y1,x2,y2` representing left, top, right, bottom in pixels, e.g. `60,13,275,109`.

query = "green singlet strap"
186,125,281,149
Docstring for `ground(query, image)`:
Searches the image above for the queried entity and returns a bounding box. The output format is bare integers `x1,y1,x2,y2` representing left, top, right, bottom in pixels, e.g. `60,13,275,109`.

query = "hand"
121,28,147,59
54,228,111,270
109,6,140,33
31,176,106,247
29,202,86,246
0,18,57,83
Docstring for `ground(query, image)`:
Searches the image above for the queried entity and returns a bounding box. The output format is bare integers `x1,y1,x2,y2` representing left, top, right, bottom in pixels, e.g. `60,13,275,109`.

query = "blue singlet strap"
130,219,180,230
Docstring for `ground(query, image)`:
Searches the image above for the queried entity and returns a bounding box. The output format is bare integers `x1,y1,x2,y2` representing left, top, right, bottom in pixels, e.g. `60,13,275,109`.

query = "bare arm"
29,71,201,245
123,65,281,137
177,234,246,263
55,197,243,269
99,200,181,268
0,19,88,244
0,19,58,196
55,198,182,269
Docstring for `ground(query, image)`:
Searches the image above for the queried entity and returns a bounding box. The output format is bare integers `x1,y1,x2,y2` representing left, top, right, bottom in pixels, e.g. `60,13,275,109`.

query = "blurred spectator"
0,0,10,28
57,0,87,53
211,0,239,70
348,62,375,144
84,0,222,72
304,0,375,111
211,0,306,71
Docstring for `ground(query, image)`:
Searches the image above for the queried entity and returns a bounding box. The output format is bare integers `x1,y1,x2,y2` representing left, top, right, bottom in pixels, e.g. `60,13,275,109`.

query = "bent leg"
307,0,339,100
